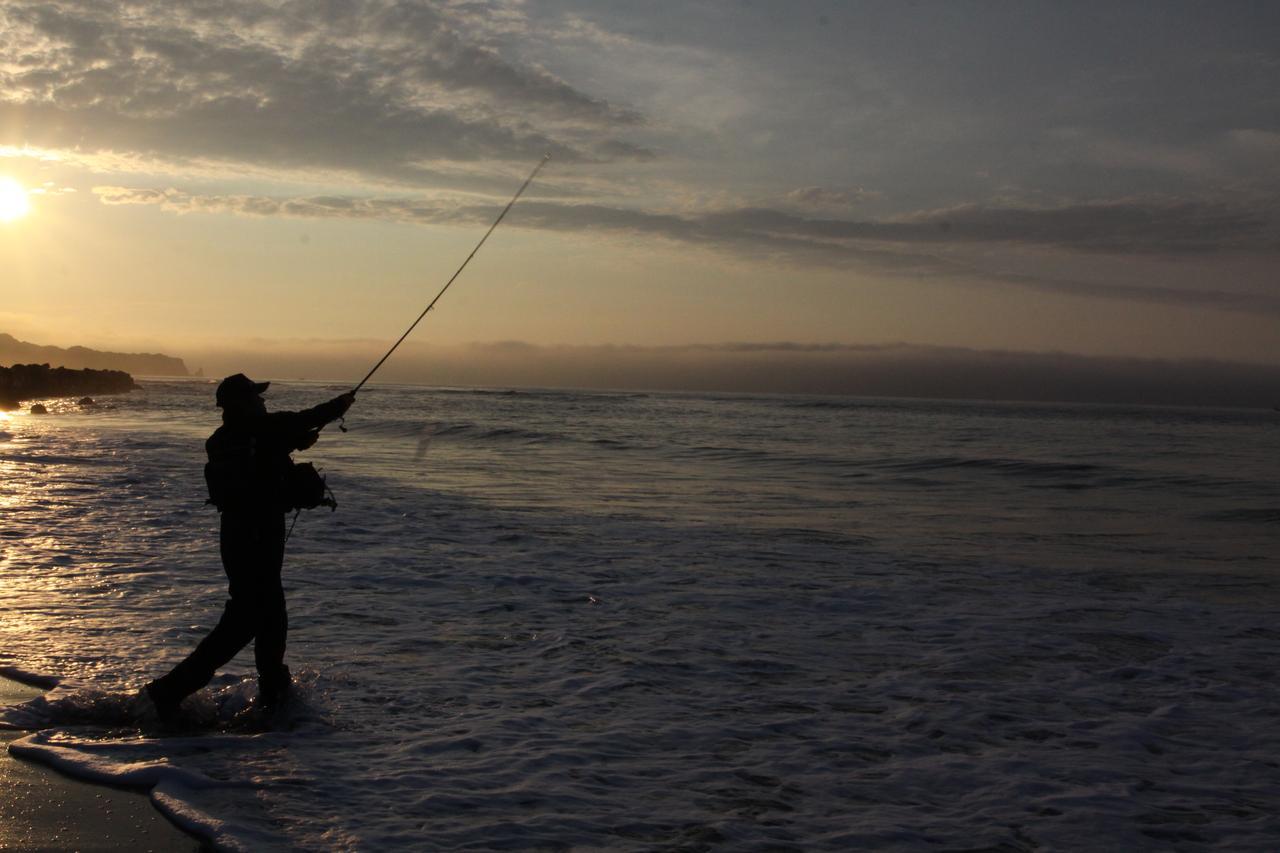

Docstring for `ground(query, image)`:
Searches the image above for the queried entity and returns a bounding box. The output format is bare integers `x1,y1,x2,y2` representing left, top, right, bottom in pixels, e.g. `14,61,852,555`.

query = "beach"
1,676,199,852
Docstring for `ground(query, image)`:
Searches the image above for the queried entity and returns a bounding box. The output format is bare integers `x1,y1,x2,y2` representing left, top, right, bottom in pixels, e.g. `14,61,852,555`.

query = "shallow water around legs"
1,382,1278,849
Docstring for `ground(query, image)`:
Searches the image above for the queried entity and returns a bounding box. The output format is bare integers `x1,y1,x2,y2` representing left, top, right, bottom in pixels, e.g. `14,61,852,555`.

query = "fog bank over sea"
8,329,1277,408
178,340,1280,409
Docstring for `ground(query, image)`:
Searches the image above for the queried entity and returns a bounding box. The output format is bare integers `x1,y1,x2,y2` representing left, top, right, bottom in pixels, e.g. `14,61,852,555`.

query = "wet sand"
0,677,201,852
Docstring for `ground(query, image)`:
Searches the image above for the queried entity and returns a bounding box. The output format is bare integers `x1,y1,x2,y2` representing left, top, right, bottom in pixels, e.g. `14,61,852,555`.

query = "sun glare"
0,177,32,222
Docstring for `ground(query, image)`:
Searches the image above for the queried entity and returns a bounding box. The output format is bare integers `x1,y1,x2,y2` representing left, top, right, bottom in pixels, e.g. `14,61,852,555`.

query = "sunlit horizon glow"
0,177,31,222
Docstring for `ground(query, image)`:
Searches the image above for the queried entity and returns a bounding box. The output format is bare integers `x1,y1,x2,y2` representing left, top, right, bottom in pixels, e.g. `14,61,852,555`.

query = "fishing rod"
351,153,552,395
288,155,549,539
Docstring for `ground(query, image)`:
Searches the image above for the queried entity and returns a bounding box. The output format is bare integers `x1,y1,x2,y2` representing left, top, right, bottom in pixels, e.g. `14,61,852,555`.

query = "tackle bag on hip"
282,462,336,511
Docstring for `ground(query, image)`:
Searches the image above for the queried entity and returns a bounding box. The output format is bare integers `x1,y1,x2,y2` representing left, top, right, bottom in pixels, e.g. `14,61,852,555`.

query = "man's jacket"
204,397,348,513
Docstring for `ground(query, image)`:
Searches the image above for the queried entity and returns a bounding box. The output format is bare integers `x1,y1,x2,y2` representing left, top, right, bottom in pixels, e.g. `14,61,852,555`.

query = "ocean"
1,379,1278,850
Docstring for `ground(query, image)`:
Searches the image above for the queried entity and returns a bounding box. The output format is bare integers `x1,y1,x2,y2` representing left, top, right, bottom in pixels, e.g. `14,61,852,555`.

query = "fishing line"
351,154,552,396
283,507,301,549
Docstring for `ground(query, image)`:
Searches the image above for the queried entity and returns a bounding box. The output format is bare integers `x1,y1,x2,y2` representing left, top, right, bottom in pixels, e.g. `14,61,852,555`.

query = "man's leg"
146,511,262,713
147,597,255,709
253,577,289,702
251,513,290,703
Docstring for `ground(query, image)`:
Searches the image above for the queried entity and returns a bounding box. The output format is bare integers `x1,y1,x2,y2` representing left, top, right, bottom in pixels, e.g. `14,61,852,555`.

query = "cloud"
714,199,1280,254
954,268,1280,316
785,186,884,210
592,139,658,162
140,188,1276,256
1228,128,1280,154
94,184,1280,315
0,0,651,184
93,185,479,223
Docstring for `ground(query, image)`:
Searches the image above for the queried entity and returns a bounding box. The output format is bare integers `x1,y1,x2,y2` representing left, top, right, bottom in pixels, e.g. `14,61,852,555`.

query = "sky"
0,1,1278,393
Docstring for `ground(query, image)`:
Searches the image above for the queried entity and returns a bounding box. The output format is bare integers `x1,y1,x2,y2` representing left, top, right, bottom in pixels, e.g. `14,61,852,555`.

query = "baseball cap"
215,373,270,407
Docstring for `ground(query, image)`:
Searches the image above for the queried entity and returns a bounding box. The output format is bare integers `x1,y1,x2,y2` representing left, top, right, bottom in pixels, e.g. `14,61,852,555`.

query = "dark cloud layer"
564,2,1280,200
0,0,651,179
95,185,1280,315
781,200,1280,254
94,186,1280,254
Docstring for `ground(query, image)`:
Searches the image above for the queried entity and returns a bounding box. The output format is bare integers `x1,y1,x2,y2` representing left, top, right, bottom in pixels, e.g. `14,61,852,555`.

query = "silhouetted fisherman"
145,374,354,719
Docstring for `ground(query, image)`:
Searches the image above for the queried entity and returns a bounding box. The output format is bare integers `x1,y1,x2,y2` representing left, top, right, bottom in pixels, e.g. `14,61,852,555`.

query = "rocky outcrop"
0,363,139,410
0,333,188,376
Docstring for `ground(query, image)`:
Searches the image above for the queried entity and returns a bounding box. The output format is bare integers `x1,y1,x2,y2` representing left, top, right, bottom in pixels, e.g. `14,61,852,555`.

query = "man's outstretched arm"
266,391,355,448
296,391,356,430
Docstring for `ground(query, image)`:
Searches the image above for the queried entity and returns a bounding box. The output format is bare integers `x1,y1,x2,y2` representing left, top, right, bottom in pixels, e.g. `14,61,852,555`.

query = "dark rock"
30,403,48,415
79,397,96,406
0,363,139,406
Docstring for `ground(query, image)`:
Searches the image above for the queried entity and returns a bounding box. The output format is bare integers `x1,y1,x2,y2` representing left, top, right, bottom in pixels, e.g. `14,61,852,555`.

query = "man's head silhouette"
216,374,269,407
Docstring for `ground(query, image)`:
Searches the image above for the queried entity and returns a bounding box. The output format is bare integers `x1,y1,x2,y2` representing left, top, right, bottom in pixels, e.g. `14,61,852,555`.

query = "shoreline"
0,676,203,852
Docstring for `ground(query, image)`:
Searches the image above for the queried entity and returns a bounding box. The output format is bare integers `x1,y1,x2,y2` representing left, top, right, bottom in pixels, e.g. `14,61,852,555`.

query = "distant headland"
0,333,189,377
0,333,189,410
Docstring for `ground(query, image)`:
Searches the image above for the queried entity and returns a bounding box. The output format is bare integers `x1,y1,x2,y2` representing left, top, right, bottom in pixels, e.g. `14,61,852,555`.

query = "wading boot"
142,680,182,724
258,665,292,711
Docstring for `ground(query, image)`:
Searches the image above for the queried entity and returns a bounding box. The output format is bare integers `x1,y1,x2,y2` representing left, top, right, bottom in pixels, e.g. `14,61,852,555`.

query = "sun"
0,177,32,223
